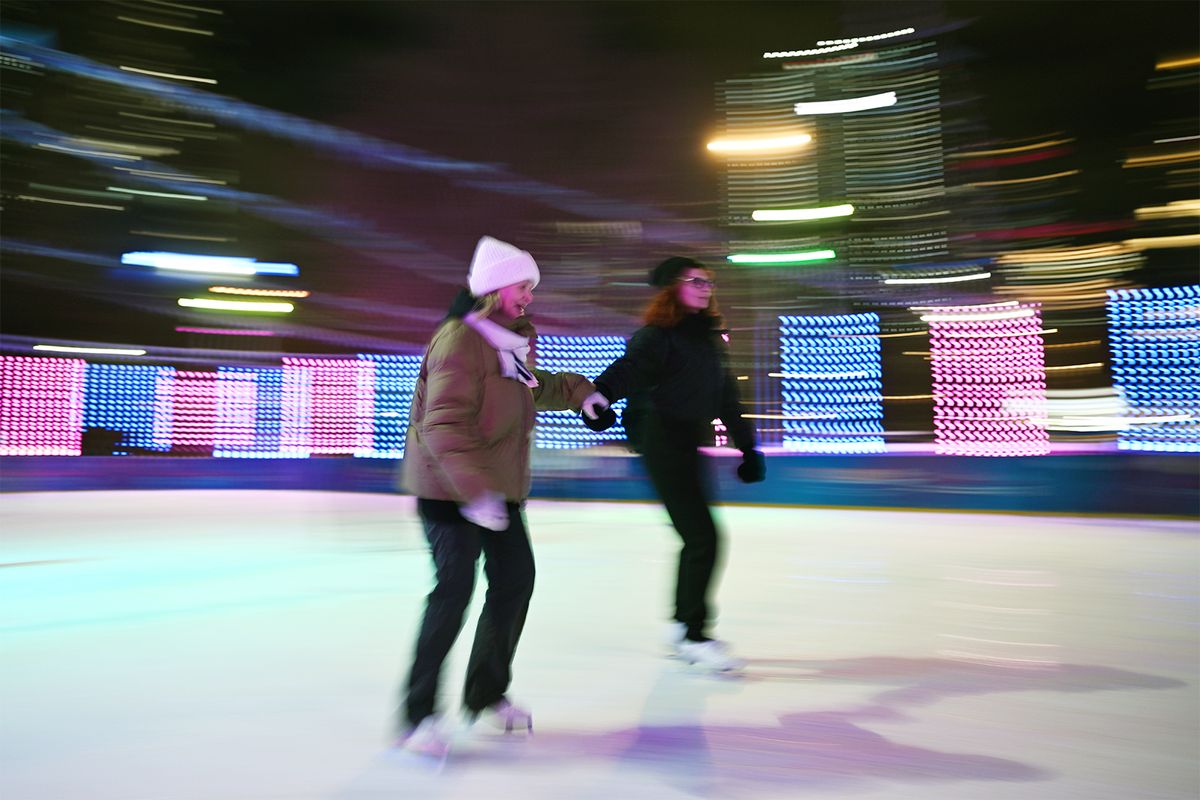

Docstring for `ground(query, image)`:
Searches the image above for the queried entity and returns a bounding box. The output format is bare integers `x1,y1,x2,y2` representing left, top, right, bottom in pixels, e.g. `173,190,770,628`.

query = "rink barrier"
0,450,1195,518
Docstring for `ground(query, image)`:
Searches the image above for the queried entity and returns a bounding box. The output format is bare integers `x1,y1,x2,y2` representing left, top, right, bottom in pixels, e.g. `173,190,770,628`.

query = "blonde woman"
398,236,607,756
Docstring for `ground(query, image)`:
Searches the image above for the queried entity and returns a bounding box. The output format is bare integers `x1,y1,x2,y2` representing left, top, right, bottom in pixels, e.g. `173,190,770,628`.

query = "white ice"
1,490,1196,800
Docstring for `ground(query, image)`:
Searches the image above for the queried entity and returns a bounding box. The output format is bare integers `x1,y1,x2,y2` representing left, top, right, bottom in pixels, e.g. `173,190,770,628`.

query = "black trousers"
402,502,535,729
639,415,723,641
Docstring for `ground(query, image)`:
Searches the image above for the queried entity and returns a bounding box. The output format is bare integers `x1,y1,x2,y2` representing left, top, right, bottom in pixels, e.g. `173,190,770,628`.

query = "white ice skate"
467,698,533,734
397,714,452,761
677,638,745,673
665,621,687,658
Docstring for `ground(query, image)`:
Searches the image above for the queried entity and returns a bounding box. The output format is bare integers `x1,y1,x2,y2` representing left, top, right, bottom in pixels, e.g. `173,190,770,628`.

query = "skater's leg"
641,426,721,642
403,517,481,729
462,504,535,714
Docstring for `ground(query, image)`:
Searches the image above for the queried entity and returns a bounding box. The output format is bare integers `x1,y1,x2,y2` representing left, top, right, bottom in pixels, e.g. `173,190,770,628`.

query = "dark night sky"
3,1,1197,349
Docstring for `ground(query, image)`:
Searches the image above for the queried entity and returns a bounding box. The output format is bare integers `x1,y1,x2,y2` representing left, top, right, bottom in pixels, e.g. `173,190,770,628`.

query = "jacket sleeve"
417,329,494,503
593,326,668,402
530,369,595,412
719,368,757,453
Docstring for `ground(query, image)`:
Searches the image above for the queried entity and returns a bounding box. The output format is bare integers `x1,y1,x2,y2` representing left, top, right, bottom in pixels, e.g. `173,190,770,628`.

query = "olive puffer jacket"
401,317,595,503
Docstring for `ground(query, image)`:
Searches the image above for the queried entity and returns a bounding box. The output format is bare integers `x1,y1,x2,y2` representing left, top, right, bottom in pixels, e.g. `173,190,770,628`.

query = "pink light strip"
175,326,276,337
0,356,87,455
929,304,1049,456
282,358,376,456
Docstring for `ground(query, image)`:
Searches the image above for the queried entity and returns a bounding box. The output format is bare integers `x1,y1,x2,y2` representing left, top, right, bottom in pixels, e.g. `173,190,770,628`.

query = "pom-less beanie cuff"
468,235,540,297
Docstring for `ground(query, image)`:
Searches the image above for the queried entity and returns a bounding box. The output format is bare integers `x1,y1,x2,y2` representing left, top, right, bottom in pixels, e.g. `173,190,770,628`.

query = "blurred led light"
950,138,1074,158
119,111,216,128
777,313,885,453
1154,135,1200,144
131,231,233,242
817,27,915,46
1107,286,1200,452
706,134,812,153
535,336,630,448
70,138,177,157
1123,234,1200,250
728,250,836,264
0,356,86,455
208,286,310,298
884,272,991,285
794,92,896,115
764,43,859,59
356,354,422,458
106,186,207,201
34,345,146,356
17,195,125,211
752,204,854,221
919,308,1034,322
927,303,1048,457
118,65,216,84
1134,200,1200,219
175,327,275,336
123,252,255,275
116,16,214,35
967,169,1079,187
121,252,300,276
251,262,303,276
35,142,140,161
1123,150,1200,167
281,358,376,457
178,298,294,313
115,167,226,185
1155,55,1200,70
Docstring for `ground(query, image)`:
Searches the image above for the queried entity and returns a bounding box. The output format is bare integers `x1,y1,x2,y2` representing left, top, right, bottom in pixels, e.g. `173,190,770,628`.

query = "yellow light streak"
1155,55,1200,70
967,170,1079,187
949,138,1074,159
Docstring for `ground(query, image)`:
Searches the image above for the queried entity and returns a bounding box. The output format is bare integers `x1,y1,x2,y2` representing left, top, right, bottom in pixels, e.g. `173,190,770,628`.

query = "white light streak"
795,91,896,115
17,195,125,211
118,65,217,84
817,28,915,46
763,42,859,59
752,204,854,221
33,344,147,356
178,298,294,313
117,16,214,36
106,186,207,201
884,272,991,285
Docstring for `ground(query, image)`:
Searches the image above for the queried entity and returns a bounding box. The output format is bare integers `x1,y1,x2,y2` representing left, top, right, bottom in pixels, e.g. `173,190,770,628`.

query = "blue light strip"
778,314,885,453
1107,285,1200,453
534,336,629,449
213,367,292,458
83,363,173,454
356,354,421,458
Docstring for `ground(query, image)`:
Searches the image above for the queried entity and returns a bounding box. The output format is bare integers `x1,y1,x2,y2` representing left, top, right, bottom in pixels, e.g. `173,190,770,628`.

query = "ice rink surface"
2,490,1196,800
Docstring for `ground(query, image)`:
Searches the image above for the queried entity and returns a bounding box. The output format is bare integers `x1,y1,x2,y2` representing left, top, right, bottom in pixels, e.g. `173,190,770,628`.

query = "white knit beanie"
467,235,540,297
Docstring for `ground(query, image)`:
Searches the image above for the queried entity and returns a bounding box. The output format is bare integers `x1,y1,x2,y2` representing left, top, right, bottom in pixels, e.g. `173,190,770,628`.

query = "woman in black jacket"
586,256,765,672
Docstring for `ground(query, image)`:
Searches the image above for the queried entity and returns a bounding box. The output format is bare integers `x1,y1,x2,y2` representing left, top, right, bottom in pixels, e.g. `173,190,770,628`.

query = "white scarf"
463,312,539,388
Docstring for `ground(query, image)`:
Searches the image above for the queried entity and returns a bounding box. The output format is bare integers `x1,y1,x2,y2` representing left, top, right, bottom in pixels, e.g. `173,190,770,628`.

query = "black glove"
581,405,617,432
736,449,765,483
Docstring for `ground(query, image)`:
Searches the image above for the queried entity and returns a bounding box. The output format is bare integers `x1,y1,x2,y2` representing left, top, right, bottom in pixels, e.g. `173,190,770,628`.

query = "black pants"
639,415,722,641
402,501,535,729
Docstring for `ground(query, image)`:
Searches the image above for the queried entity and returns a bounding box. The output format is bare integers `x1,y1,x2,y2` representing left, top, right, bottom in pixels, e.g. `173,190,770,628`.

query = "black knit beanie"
648,256,705,287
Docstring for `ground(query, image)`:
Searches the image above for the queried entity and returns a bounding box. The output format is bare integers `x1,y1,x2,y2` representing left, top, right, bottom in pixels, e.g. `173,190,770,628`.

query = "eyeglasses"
677,276,716,289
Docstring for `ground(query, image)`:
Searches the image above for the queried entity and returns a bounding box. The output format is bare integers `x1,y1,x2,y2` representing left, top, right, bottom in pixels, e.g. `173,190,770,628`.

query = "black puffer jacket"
594,312,756,452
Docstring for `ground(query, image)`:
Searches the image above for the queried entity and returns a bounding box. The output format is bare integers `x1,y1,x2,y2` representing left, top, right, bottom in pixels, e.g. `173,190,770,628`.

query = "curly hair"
642,284,724,328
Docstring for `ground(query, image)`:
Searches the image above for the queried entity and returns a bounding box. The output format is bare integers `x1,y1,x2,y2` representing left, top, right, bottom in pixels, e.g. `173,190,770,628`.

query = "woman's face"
674,267,714,312
495,280,535,319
